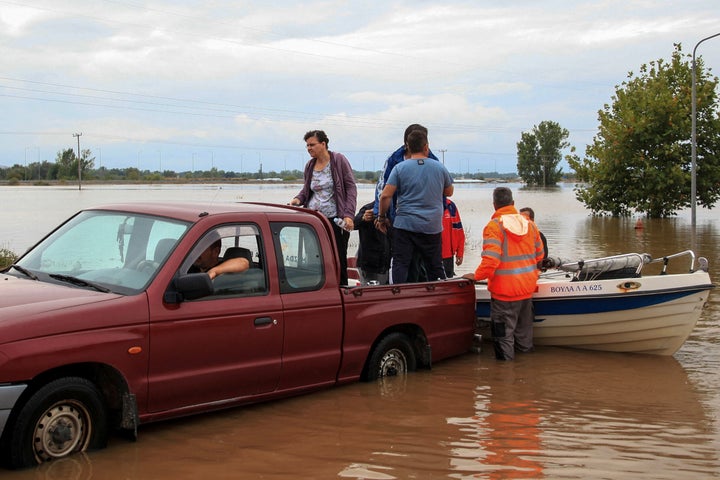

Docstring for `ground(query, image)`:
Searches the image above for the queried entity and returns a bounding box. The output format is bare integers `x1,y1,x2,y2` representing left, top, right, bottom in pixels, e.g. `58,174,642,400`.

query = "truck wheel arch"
0,363,134,468
362,328,429,381
2,377,108,468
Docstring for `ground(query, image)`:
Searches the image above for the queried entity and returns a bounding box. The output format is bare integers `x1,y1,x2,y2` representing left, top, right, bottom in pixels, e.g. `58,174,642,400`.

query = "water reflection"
24,454,93,480
450,394,542,479
447,350,716,480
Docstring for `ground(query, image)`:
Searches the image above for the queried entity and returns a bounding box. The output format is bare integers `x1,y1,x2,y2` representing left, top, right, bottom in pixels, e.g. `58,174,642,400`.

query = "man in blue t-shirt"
375,130,454,284
373,123,440,282
372,124,439,219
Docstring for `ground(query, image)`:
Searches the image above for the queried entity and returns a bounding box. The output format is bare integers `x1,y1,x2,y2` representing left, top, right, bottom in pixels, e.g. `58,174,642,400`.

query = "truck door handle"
254,317,275,326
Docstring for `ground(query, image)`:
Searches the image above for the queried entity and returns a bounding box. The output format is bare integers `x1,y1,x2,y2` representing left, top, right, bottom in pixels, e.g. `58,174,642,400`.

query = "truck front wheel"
365,333,417,381
6,377,108,469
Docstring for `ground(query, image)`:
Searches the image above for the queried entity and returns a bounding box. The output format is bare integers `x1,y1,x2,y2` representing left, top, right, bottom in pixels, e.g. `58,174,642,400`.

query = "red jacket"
441,198,465,259
473,205,544,301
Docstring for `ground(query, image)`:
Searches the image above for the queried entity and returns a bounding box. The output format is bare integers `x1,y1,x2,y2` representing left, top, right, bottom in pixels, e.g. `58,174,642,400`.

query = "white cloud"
1,0,719,173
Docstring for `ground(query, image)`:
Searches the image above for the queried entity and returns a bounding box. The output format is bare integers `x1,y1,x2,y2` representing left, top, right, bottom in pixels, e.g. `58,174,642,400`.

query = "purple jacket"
295,151,357,219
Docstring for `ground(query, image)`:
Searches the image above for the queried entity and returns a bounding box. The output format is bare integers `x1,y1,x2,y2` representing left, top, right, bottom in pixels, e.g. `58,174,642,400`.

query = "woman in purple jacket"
290,130,357,285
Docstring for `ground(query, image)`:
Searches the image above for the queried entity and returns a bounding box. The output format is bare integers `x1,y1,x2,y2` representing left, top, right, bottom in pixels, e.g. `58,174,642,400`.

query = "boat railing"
541,250,703,281
644,250,702,274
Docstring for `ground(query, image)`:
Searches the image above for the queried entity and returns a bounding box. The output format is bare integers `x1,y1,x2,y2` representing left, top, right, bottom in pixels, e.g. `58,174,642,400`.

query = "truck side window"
273,223,324,293
183,224,268,297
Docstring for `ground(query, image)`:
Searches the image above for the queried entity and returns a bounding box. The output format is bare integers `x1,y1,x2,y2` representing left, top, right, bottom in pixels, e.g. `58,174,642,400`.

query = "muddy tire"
6,377,108,469
365,333,417,381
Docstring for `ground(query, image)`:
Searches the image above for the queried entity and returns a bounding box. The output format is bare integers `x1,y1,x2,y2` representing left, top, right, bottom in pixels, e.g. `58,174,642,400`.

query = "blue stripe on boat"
474,287,710,319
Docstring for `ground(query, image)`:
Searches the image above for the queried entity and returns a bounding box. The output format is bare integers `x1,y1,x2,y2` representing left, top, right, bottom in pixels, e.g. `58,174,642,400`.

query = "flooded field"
1,183,718,479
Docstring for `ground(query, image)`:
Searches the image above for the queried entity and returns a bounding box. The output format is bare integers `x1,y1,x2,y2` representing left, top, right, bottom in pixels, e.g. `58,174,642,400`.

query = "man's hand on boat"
462,273,487,284
539,258,556,271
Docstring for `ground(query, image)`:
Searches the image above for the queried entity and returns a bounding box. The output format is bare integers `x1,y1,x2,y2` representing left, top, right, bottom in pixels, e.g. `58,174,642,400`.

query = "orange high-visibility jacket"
473,205,544,301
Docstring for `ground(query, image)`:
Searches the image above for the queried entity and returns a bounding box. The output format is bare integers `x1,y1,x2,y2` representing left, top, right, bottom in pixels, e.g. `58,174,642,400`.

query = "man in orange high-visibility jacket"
463,187,544,360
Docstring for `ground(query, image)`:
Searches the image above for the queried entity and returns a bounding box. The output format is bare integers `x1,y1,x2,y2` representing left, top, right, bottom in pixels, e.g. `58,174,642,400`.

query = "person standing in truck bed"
375,129,454,284
290,129,357,285
441,197,465,278
354,201,391,285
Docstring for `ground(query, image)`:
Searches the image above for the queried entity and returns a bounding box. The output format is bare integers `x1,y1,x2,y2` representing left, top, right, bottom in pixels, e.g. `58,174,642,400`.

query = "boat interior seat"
572,267,641,281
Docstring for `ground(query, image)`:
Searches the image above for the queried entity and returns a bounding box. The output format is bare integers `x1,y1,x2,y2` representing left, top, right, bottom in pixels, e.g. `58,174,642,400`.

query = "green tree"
54,148,96,180
125,167,141,181
568,44,720,217
2,164,26,182
0,247,18,269
516,120,568,186
55,148,76,179
80,149,96,178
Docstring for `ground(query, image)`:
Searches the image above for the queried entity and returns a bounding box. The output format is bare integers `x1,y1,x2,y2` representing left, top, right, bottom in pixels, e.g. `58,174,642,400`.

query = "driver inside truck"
189,239,250,280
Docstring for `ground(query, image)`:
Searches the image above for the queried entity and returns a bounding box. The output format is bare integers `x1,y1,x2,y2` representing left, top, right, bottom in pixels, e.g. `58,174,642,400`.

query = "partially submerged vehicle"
0,202,476,468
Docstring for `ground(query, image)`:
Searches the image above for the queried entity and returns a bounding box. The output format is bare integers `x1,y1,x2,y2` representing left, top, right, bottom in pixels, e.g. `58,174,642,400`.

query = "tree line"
0,149,511,184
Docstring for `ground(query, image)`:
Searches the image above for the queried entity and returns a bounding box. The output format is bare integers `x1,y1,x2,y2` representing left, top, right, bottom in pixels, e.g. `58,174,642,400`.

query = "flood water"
1,182,719,479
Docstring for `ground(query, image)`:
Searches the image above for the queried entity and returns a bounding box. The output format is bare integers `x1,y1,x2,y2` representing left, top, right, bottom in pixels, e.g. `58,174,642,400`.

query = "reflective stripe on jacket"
473,205,544,301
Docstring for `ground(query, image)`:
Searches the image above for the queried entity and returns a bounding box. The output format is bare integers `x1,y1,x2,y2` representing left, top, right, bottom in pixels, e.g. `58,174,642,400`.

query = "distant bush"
0,247,18,269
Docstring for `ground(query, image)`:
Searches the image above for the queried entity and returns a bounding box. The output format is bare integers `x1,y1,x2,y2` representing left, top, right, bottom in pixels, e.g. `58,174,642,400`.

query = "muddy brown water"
1,183,719,479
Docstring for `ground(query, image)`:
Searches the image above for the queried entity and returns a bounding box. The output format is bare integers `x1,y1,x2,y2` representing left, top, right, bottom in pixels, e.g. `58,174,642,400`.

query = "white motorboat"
474,250,715,355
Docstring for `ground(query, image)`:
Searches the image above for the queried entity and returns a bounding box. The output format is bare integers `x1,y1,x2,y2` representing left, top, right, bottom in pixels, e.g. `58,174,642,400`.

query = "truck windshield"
14,210,190,295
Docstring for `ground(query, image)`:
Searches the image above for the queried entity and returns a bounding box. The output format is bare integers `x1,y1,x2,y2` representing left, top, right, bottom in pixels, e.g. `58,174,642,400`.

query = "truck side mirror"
164,273,214,303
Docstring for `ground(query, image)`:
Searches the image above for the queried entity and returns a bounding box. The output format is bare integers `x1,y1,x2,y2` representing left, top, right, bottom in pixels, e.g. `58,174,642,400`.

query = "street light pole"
24,146,29,181
691,32,720,231
73,132,82,190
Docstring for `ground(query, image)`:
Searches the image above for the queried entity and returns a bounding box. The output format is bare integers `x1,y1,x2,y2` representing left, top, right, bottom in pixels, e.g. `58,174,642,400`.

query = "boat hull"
474,271,713,355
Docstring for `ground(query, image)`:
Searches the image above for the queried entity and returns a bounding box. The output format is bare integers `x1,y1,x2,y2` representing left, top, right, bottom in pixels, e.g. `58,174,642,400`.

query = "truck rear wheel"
365,333,417,381
6,377,108,469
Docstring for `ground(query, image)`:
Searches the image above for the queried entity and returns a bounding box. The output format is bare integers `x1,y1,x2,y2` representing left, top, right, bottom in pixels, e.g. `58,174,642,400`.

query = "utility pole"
439,149,447,164
73,132,82,190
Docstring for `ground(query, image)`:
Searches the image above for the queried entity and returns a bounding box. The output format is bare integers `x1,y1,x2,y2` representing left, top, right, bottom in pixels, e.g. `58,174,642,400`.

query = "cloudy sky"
1,0,719,175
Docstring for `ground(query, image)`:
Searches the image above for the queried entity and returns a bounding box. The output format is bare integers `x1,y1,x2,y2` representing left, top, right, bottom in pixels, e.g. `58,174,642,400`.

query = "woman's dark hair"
304,130,329,145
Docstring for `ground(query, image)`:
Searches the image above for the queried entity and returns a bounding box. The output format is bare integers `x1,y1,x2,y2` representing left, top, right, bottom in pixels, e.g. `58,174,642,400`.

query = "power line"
0,84,544,134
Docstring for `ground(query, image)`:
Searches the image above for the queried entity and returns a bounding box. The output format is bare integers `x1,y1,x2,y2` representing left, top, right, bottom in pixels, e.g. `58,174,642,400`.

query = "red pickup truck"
0,202,475,468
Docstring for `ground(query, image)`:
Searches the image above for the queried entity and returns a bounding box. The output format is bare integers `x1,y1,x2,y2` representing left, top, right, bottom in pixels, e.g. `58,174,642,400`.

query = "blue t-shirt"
373,146,440,218
386,158,452,234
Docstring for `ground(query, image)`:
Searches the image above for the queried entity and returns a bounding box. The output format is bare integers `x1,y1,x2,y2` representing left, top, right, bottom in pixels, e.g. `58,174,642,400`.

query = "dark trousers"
490,297,534,360
390,228,444,284
330,220,350,285
442,257,455,278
